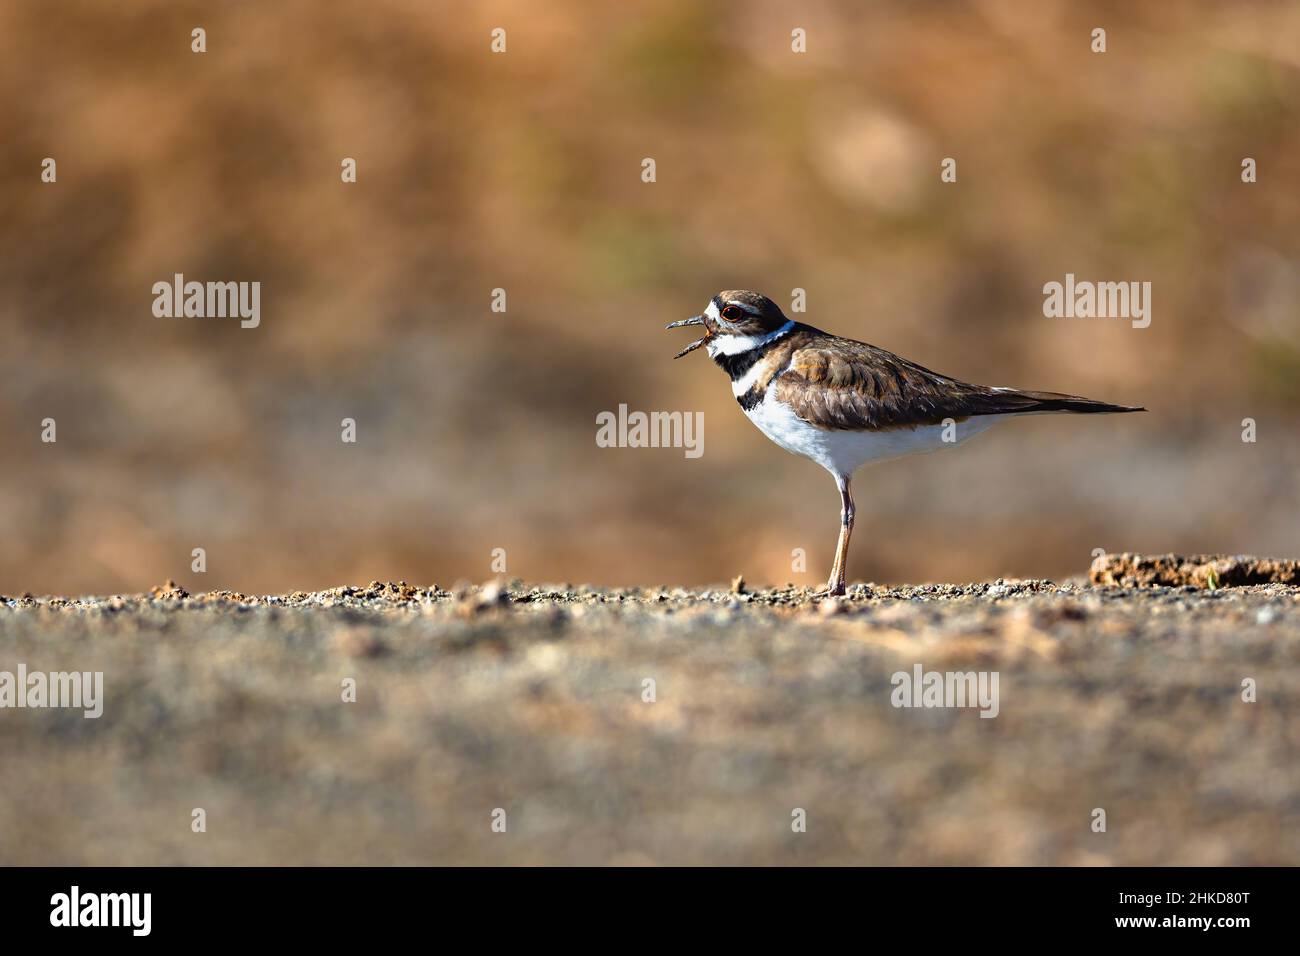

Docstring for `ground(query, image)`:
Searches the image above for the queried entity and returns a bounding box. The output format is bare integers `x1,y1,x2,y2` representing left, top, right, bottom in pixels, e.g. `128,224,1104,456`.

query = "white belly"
743,388,997,478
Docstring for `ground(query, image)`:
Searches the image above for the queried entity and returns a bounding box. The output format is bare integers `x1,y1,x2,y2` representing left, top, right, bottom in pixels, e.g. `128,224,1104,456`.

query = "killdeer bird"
668,290,1144,596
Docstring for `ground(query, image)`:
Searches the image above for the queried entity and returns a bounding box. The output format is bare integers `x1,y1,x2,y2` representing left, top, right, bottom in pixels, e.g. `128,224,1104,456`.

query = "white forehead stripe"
706,298,763,319
707,318,795,357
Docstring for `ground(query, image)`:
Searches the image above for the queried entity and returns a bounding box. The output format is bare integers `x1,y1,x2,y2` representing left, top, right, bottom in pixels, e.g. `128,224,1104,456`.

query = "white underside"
743,384,999,479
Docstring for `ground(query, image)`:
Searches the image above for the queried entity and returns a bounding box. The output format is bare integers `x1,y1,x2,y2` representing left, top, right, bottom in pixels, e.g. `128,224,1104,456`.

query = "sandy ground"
2,556,1298,865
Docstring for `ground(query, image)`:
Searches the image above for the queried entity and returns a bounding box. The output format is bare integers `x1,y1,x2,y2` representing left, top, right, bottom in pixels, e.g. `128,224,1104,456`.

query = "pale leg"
826,474,855,596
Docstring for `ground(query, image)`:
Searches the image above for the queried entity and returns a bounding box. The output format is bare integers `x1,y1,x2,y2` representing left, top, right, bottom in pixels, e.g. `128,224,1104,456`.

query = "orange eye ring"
721,305,744,321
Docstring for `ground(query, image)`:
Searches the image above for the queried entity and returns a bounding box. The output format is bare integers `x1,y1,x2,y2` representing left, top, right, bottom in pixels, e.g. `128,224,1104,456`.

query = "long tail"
976,388,1145,416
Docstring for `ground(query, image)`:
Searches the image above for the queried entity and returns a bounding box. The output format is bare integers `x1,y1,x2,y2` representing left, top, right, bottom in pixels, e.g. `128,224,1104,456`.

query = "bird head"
666,291,791,358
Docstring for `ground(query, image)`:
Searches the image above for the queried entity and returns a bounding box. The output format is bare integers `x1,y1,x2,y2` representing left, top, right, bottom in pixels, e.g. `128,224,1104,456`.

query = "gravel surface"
2,561,1298,865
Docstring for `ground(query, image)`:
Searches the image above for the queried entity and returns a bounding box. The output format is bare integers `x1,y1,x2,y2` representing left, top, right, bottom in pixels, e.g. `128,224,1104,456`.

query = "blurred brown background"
2,0,1298,595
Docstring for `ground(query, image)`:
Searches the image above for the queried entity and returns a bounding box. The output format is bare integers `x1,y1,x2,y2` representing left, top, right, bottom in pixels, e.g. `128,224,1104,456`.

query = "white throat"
706,316,796,357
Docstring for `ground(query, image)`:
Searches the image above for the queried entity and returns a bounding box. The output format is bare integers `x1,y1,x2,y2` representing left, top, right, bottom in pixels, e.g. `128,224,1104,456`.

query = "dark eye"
721,305,744,321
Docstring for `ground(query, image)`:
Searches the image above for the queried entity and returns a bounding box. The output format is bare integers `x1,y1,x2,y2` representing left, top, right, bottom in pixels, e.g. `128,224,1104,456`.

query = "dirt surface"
2,560,1298,865
1092,552,1300,588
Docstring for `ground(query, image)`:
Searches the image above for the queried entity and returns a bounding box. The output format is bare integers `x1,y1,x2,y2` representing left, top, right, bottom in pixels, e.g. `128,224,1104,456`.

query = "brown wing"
774,335,1141,431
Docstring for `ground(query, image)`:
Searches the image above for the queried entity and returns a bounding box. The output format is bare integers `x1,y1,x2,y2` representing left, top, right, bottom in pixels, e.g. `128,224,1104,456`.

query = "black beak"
666,315,709,359
665,315,706,330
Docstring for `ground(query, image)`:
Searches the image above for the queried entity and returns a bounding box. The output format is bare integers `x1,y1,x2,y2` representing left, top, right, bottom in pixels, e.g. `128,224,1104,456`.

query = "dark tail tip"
993,390,1147,416
1051,399,1146,415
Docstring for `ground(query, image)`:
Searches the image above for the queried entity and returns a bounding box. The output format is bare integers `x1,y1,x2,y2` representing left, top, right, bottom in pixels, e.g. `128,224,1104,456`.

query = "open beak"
666,314,709,359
